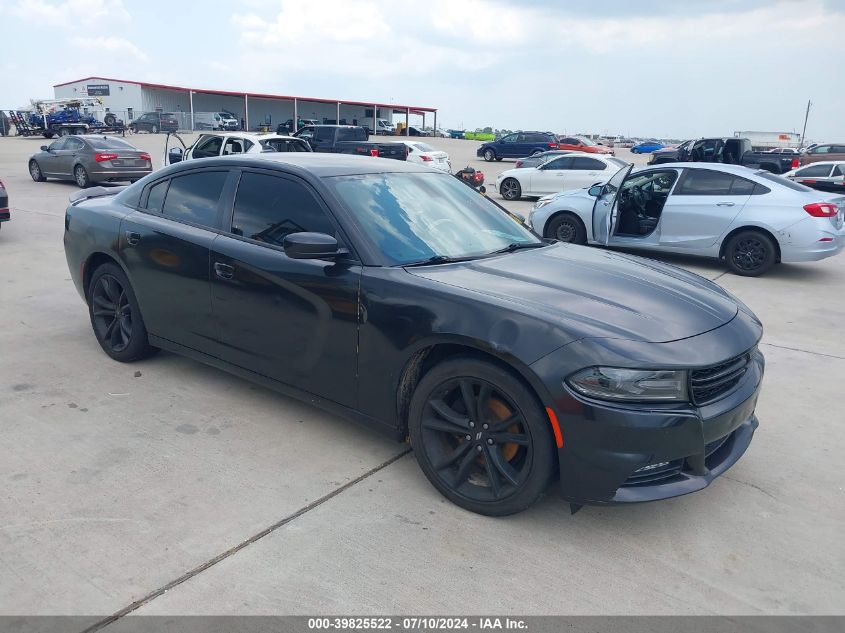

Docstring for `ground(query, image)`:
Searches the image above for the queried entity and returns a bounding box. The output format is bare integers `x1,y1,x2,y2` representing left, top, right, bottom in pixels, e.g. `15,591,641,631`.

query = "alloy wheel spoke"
453,448,477,487
488,413,520,433
429,398,469,427
434,441,472,471
476,384,491,425
422,416,469,436
487,446,521,487
459,380,477,422
93,295,115,311
104,318,118,344
490,432,529,446
119,318,131,345
102,277,120,303
482,447,503,498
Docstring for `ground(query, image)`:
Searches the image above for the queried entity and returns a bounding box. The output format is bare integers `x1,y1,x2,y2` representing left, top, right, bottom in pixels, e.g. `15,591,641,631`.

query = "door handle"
716,202,736,207
214,262,235,280
124,230,141,245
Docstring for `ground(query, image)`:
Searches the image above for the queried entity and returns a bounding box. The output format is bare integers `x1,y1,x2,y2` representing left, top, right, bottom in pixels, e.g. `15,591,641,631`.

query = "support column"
189,90,194,130
244,94,249,131
422,112,426,132
372,104,377,138
337,101,340,125
405,108,409,136
293,98,298,132
433,110,437,135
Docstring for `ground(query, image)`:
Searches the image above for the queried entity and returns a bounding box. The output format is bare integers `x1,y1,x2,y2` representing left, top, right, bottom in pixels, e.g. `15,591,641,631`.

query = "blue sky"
2,0,844,141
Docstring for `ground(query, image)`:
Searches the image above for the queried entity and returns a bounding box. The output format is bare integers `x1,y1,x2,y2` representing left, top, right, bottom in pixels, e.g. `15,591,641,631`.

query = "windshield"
413,142,435,152
607,157,629,168
326,172,541,265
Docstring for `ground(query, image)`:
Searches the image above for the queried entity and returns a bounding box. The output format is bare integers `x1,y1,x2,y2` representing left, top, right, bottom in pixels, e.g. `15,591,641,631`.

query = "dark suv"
477,131,559,161
130,112,179,134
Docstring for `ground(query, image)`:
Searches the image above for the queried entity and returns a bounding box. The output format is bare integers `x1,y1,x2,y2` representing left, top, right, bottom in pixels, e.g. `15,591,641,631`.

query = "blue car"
631,140,665,154
477,131,559,161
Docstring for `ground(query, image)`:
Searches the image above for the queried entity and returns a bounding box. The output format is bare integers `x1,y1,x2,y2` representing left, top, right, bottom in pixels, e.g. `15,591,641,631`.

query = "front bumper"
530,309,764,505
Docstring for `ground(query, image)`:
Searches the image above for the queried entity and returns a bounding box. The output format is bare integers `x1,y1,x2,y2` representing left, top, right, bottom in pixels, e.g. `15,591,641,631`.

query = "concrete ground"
0,133,843,622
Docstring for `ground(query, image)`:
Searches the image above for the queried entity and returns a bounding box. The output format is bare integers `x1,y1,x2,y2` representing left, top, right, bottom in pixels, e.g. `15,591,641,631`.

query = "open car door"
592,164,632,245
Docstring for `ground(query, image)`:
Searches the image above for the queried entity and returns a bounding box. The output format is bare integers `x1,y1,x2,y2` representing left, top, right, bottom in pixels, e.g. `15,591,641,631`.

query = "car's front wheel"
546,213,587,245
483,149,496,162
151,124,159,134
725,230,777,276
29,160,46,182
499,177,522,201
88,263,156,362
409,358,556,516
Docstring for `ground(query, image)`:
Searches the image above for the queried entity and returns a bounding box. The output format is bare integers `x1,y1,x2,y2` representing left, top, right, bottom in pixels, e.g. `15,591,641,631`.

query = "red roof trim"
53,76,437,112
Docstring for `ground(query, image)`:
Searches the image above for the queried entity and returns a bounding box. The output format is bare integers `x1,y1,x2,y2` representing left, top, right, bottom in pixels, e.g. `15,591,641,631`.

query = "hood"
407,244,738,344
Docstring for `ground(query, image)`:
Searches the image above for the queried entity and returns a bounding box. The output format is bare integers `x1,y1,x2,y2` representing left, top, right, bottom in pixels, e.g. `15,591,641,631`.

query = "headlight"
567,367,688,402
534,198,553,209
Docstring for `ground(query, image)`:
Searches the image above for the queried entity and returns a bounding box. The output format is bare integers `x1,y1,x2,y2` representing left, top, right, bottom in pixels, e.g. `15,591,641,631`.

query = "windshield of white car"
326,172,542,266
755,171,815,192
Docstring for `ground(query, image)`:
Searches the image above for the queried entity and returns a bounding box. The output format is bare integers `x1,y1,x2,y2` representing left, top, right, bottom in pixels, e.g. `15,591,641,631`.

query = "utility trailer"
17,98,126,138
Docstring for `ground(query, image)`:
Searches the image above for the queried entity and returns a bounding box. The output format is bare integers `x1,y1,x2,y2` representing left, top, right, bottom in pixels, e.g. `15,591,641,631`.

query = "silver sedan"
528,163,845,276
28,135,152,188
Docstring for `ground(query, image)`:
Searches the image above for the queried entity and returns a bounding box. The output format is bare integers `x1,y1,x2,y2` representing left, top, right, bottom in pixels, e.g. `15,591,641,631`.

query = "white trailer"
733,130,801,150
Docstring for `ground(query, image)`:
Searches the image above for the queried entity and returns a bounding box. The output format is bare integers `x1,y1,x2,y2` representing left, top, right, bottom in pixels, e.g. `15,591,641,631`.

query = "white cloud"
12,0,130,26
69,36,148,62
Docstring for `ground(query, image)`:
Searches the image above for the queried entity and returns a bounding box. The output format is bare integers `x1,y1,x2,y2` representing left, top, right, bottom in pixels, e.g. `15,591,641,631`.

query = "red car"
0,179,9,233
556,136,614,155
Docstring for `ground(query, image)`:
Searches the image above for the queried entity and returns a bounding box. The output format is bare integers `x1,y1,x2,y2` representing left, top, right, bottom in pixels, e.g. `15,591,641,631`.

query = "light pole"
799,99,812,149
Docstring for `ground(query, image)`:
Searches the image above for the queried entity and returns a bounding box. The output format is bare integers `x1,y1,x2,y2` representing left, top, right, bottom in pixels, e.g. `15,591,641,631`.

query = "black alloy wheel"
500,177,521,201
409,358,555,516
87,263,156,362
725,230,776,276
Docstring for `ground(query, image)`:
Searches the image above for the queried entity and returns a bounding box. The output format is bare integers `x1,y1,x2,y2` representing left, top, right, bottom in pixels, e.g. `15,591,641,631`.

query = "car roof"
199,132,299,141
795,160,845,166
170,152,434,177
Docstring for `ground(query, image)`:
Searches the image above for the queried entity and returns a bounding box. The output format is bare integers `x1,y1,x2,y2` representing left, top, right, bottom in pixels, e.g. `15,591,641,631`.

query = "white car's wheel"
500,178,521,201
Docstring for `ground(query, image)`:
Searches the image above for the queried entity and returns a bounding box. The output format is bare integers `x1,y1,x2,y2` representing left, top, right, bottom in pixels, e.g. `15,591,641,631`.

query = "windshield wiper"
487,242,548,256
403,255,477,267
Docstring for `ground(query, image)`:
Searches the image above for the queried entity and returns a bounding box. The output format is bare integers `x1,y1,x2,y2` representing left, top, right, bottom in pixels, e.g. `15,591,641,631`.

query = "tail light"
94,153,118,162
791,158,800,169
799,180,817,185
548,143,558,149
803,202,838,217
140,153,151,161
369,148,379,157
420,155,432,161
515,160,523,168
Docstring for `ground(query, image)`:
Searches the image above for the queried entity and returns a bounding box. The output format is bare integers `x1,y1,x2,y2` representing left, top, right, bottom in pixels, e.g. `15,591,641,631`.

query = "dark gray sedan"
29,135,152,188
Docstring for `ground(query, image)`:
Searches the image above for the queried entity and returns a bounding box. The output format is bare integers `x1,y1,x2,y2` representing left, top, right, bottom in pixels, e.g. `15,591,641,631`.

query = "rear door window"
337,127,367,141
675,169,754,195
161,171,228,228
571,157,606,170
145,180,169,213
795,164,834,177
543,156,573,170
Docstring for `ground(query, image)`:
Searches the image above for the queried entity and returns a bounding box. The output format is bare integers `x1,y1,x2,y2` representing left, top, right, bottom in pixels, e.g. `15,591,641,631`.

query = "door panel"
118,210,218,352
210,236,361,407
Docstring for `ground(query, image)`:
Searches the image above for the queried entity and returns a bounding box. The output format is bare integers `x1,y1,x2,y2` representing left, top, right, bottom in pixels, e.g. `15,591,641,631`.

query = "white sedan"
167,132,311,165
495,153,629,200
400,141,451,172
528,163,845,276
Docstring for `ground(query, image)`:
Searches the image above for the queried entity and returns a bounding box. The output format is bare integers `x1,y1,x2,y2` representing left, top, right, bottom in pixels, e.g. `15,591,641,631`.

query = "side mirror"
41,145,49,151
283,232,341,259
588,184,603,197
168,147,183,164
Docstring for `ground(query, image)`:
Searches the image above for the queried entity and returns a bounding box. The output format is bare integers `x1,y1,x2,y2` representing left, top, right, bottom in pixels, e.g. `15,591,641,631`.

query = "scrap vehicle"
662,137,799,174
9,98,125,138
294,125,407,160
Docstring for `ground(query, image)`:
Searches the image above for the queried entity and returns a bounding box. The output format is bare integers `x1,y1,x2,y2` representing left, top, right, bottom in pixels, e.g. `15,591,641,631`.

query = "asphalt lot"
0,133,843,620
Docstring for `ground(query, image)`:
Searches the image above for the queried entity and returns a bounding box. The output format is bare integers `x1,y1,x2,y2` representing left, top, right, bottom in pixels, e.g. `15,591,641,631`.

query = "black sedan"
63,154,764,515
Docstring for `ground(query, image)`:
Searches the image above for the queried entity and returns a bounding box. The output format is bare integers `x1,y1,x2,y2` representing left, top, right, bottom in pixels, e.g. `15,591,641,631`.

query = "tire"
483,149,496,162
104,113,117,127
499,177,522,201
59,127,71,137
29,160,46,182
151,124,159,134
546,213,587,245
74,164,91,188
631,148,639,154
724,230,777,276
408,357,556,516
129,124,137,134
87,263,156,362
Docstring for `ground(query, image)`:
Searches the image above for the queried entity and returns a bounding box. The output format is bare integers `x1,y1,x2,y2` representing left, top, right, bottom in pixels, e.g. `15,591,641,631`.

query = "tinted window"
500,134,517,143
161,171,227,227
261,138,310,152
65,137,85,151
231,173,335,246
795,164,834,177
560,138,579,145
675,170,753,195
834,146,845,153
88,137,135,150
571,157,606,170
146,180,168,213
48,138,67,151
543,156,572,170
833,165,844,177
812,145,832,154
222,138,244,155
192,136,223,158
755,171,814,192
315,127,335,142
337,127,367,142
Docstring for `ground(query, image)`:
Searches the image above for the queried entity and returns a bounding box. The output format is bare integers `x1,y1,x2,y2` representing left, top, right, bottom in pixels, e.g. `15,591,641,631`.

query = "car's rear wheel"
409,358,555,516
29,160,46,182
483,149,495,162
88,263,156,362
74,164,91,188
151,124,159,134
500,177,522,201
725,230,777,276
546,213,587,245
59,127,71,137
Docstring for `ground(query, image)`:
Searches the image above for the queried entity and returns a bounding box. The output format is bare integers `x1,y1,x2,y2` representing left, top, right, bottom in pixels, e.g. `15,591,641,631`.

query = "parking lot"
1,132,843,620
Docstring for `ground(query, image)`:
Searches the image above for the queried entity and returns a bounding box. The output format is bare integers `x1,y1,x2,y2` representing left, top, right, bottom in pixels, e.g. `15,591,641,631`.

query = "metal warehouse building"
53,76,438,133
